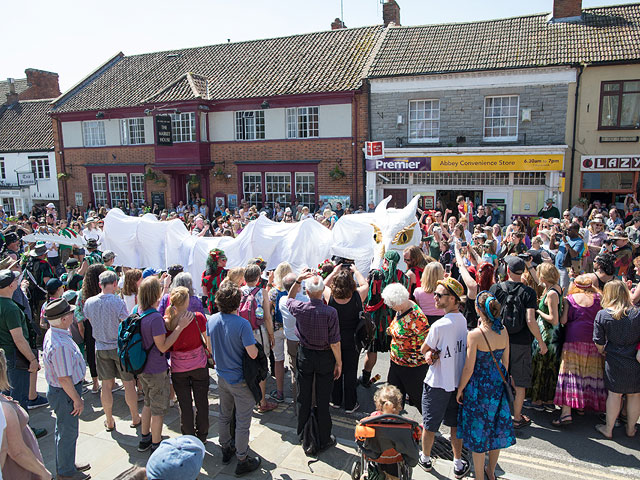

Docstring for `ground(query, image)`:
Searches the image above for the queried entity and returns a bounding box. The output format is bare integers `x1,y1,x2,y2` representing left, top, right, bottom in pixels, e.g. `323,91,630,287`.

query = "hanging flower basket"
57,172,71,180
329,165,346,180
144,168,158,181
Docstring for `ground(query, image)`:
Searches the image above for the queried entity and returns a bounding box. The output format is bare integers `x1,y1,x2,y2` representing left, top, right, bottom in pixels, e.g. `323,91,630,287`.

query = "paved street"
31,352,639,480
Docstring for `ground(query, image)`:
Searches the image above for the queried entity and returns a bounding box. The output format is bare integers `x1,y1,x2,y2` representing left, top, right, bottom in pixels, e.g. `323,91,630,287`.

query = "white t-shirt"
279,292,308,341
424,312,468,392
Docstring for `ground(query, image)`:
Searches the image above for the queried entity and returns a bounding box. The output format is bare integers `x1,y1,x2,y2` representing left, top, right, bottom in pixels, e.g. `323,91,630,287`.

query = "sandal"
595,424,612,439
91,386,101,394
104,420,115,432
484,466,496,480
258,401,278,413
626,426,637,438
513,415,531,429
130,420,141,429
551,415,573,427
575,409,585,416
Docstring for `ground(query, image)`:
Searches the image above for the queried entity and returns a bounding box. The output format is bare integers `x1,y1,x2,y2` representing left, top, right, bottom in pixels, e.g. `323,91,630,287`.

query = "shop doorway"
437,190,483,214
186,174,202,205
383,189,408,208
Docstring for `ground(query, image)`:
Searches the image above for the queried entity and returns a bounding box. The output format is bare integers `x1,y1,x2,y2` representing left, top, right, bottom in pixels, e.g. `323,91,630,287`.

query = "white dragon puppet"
102,194,421,292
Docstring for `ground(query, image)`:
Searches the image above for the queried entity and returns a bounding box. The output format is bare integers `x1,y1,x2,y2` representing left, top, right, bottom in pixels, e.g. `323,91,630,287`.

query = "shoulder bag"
195,315,215,369
479,329,515,416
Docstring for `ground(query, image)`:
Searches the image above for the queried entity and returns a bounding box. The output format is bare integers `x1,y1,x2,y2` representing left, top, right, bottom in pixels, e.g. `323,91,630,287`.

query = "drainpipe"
568,65,584,206
54,116,69,211
352,91,359,206
365,79,372,203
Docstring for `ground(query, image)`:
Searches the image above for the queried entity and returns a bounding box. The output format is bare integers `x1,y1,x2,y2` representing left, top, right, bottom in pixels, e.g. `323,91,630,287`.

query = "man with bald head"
287,270,341,451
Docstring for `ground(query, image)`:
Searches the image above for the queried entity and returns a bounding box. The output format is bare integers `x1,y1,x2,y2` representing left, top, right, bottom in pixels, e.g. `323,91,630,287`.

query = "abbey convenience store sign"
367,154,564,172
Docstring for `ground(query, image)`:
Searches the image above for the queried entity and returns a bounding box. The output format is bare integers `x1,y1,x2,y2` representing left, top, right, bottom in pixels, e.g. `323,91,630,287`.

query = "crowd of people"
0,192,638,480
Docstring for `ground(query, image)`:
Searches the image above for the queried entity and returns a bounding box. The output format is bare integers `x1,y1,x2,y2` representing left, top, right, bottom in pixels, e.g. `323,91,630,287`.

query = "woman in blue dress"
457,291,516,480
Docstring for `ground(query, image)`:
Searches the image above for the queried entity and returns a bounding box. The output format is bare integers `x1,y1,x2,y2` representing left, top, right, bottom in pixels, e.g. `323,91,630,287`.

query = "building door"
383,189,407,208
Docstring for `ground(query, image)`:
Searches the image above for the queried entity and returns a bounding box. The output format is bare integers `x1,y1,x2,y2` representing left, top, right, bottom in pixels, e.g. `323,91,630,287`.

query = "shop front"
580,155,640,208
365,146,565,225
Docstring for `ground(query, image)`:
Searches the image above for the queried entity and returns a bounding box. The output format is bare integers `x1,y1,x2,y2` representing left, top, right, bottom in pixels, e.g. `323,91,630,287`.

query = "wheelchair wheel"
351,459,362,480
399,462,412,480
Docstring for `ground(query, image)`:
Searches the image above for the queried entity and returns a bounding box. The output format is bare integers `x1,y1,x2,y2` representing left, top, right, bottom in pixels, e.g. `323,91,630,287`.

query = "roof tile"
0,100,54,152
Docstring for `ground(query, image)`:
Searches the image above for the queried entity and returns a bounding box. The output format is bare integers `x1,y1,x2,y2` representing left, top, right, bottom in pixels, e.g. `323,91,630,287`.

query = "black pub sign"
156,115,173,146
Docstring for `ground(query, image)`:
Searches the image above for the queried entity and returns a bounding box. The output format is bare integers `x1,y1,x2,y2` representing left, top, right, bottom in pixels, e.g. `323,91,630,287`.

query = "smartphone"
445,264,452,275
460,241,468,247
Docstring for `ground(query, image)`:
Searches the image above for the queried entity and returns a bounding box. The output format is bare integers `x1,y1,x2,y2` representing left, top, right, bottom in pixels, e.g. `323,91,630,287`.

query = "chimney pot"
383,0,401,27
331,17,346,30
552,0,582,22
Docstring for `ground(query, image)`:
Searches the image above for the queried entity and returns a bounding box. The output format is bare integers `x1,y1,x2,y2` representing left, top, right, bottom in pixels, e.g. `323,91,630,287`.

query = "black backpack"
302,407,322,457
498,282,527,335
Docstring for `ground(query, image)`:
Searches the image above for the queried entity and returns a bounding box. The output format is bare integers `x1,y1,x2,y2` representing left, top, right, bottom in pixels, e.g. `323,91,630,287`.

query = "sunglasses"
433,292,451,299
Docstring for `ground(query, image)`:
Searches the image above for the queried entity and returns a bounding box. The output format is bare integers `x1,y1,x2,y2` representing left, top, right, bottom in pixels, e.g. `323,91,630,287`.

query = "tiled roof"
0,78,29,102
368,4,640,77
52,26,384,112
0,100,54,152
142,73,210,103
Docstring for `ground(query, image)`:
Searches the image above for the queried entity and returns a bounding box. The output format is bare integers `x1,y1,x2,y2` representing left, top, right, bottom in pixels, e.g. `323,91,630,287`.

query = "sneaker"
418,453,432,472
111,383,123,393
269,390,284,403
523,400,544,411
454,459,470,479
235,456,261,476
345,403,360,414
221,446,236,465
319,434,337,452
26,395,49,410
357,376,372,388
329,402,340,409
30,426,47,439
151,442,161,452
138,435,152,452
543,403,557,413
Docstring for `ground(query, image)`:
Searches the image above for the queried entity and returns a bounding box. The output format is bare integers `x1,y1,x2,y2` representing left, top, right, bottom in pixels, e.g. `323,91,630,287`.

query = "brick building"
50,26,383,212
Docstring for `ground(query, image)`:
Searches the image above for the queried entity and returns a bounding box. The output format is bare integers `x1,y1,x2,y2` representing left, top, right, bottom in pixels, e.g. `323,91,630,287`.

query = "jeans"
83,320,98,378
5,349,30,409
48,382,82,476
172,367,210,442
297,346,335,445
331,346,359,410
218,376,255,460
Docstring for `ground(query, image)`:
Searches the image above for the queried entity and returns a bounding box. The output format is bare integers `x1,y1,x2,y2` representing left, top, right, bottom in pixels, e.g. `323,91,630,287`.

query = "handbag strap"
478,328,510,388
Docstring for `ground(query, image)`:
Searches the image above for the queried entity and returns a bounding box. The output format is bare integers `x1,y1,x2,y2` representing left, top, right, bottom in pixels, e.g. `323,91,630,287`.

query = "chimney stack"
20,69,61,100
383,0,401,27
5,78,18,105
331,18,346,30
552,0,582,22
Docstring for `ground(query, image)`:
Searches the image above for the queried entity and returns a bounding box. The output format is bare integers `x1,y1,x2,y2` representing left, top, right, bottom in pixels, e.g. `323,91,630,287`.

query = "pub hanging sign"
156,115,173,146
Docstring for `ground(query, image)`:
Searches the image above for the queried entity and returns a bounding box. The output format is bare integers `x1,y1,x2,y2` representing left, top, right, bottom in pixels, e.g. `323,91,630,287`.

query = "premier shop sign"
366,157,429,171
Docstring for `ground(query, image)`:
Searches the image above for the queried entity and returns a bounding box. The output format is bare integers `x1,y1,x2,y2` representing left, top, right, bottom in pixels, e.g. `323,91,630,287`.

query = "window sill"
597,126,640,131
408,139,439,145
482,137,518,143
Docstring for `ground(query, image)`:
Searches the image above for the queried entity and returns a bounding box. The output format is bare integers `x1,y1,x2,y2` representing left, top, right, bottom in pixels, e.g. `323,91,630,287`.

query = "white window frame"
82,120,106,147
408,100,440,143
108,173,129,207
483,95,519,142
0,158,5,180
286,107,319,138
92,174,107,207
1,199,15,216
235,111,265,140
265,172,291,207
294,172,315,207
121,118,146,145
130,173,145,207
30,156,50,179
242,172,263,208
170,112,196,143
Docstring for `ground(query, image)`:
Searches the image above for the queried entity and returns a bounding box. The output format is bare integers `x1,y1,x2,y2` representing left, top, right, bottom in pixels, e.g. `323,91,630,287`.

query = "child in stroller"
352,385,422,480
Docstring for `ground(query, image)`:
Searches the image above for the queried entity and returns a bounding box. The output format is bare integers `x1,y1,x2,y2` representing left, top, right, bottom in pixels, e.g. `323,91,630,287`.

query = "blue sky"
4,0,637,91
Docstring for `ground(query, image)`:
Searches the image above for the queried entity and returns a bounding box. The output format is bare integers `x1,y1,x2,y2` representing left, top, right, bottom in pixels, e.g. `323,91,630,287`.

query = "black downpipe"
568,65,583,206
365,79,372,204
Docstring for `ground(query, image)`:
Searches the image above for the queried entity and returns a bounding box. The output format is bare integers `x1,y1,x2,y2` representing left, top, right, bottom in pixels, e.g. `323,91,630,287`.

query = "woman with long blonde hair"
413,262,445,323
552,276,605,427
165,286,210,442
593,280,640,438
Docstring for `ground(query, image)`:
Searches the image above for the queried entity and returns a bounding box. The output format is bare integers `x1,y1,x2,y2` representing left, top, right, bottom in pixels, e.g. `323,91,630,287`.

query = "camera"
331,255,354,267
603,238,613,246
460,241,468,247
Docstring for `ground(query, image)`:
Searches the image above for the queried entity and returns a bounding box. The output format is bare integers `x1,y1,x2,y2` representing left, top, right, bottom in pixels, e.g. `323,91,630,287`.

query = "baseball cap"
102,250,116,262
46,278,63,293
46,202,55,209
142,267,160,279
504,255,526,275
436,277,464,301
0,269,19,288
62,290,78,304
146,435,205,480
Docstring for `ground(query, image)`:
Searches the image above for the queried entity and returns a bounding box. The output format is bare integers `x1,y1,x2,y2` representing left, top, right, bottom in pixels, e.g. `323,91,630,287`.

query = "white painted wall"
61,121,83,148
143,117,154,144
264,109,284,140
209,111,234,141
0,151,59,212
319,104,351,138
104,119,121,146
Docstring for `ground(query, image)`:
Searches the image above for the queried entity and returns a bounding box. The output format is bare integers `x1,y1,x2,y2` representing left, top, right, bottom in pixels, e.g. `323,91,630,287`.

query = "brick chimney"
383,0,400,27
5,78,18,104
331,18,346,30
19,69,61,100
552,0,582,22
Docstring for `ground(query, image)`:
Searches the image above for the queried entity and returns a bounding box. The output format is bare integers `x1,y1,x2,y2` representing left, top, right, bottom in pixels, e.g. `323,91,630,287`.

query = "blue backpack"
118,307,155,375
273,289,288,325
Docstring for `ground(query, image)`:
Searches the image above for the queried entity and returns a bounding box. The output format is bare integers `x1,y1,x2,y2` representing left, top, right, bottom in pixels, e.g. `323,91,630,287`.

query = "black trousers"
331,346,359,410
296,346,335,446
172,367,210,442
83,320,98,378
387,361,428,414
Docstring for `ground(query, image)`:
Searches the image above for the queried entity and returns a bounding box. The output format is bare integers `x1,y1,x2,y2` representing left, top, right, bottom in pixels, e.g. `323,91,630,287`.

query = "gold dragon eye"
371,223,383,244
392,222,417,246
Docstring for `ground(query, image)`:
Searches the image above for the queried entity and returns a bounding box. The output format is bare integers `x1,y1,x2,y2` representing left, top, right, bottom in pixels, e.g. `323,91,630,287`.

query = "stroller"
351,414,423,480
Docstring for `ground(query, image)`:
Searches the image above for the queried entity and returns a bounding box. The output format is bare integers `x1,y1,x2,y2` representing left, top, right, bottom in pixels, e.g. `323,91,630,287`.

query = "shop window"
265,173,291,206
483,96,519,141
243,173,263,208
295,172,315,207
408,100,440,143
92,174,107,206
121,118,146,145
0,158,5,180
599,80,640,129
108,174,129,207
286,107,319,138
377,172,409,185
170,112,196,142
30,156,50,179
513,172,546,186
130,173,145,207
1,198,15,216
82,121,106,147
582,171,634,190
235,111,265,140
412,172,509,186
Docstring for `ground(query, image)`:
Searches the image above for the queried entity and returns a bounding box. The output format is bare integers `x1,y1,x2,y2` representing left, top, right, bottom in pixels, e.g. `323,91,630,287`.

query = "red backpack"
238,286,262,330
